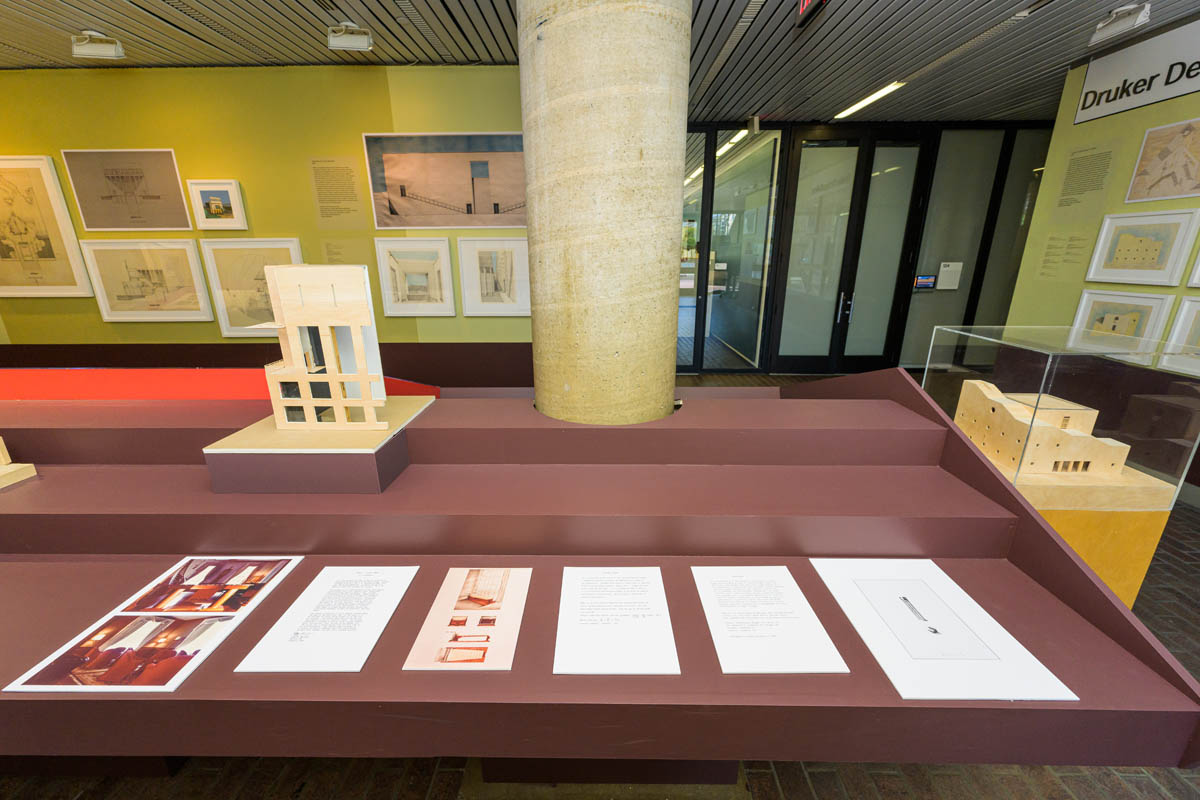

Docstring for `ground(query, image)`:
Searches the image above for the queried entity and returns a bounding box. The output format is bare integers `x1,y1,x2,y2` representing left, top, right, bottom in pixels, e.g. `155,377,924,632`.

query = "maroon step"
0,463,1014,557
407,398,948,465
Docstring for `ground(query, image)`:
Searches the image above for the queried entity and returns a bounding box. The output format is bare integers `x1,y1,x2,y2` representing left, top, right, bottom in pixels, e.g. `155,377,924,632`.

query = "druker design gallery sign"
1076,18,1200,124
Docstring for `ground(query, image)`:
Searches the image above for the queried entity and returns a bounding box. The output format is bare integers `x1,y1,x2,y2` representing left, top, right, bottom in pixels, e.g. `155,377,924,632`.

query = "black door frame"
678,120,1053,376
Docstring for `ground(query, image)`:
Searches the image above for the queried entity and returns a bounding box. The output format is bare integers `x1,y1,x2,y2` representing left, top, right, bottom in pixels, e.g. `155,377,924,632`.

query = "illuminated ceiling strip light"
833,81,905,119
684,166,704,185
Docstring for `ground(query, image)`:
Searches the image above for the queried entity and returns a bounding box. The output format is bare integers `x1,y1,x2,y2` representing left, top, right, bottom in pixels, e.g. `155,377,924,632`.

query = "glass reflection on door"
778,142,858,357
704,129,781,368
679,132,705,368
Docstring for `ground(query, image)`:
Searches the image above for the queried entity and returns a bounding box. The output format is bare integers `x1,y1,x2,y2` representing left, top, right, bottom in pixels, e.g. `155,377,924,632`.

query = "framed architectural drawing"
187,179,247,230
457,237,530,317
61,149,190,231
1068,289,1172,364
1127,117,1200,203
375,237,455,316
80,240,212,322
1084,210,1200,286
199,238,303,337
1159,298,1200,377
0,156,92,296
363,133,525,229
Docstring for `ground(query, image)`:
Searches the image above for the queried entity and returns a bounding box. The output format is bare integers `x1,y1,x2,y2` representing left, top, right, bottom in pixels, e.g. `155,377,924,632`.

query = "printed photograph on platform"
120,556,302,616
1127,117,1200,203
1084,210,1200,286
61,149,190,231
80,239,212,322
5,614,237,692
1068,289,1173,364
0,156,92,297
199,238,303,336
457,237,530,317
1159,297,1200,378
374,237,456,316
187,179,247,230
404,567,532,671
363,133,525,229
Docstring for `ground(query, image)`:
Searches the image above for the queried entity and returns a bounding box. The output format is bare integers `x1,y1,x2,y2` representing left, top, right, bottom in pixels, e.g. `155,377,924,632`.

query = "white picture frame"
61,148,191,231
375,237,456,316
1126,117,1200,204
363,132,526,230
1068,288,1173,365
187,179,247,230
1159,297,1200,378
199,237,303,337
456,237,530,317
1084,210,1200,286
80,239,212,322
0,155,92,297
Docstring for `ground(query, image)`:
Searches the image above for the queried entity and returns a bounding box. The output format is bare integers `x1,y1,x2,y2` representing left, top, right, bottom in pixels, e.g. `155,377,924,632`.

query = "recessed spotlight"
71,30,124,60
328,21,373,51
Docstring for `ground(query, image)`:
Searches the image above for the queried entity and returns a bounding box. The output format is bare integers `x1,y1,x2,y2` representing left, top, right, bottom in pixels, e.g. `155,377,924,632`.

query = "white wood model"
254,264,387,431
954,380,1129,476
0,436,37,490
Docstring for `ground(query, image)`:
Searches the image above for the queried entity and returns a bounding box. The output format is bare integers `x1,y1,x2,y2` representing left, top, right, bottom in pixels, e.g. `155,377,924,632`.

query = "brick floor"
1,507,1197,800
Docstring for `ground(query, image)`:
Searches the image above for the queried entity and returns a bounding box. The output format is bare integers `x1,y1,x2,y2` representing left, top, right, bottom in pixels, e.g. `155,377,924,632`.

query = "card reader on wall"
937,262,963,290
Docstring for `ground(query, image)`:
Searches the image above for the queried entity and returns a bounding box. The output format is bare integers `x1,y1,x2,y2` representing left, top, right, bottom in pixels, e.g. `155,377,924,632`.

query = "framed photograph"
61,149,191,231
187,179,246,230
1159,297,1200,377
1068,289,1173,364
80,239,212,322
375,237,455,316
0,156,92,296
1084,210,1200,286
1126,117,1200,203
199,238,303,337
457,237,530,317
363,133,525,229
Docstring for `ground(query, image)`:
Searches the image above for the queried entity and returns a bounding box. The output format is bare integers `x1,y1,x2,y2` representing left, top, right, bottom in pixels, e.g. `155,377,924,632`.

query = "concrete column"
517,0,689,425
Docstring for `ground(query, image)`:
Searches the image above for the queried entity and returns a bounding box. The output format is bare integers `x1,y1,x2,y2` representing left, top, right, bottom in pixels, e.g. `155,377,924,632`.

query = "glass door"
678,127,784,372
767,130,933,373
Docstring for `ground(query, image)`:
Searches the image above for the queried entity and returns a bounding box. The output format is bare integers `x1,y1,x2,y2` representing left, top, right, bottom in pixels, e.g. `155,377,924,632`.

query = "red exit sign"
797,0,826,28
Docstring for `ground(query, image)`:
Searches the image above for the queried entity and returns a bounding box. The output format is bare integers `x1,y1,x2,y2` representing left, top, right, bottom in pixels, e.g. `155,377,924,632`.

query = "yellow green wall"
0,65,529,344
1008,65,1200,327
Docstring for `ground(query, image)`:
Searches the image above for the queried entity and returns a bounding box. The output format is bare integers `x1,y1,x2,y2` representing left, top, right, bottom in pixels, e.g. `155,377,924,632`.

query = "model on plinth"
202,264,434,493
517,0,690,425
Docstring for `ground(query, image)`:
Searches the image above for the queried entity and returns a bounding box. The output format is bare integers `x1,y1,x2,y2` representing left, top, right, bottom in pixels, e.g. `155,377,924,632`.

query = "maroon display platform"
0,370,1197,767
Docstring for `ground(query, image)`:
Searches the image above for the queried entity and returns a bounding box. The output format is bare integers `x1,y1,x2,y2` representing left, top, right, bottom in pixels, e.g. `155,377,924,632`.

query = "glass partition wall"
679,122,1051,374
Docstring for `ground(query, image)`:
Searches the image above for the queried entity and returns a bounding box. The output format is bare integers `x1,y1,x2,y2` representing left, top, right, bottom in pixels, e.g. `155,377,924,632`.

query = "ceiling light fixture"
71,30,124,59
684,166,704,185
327,21,373,51
1090,3,1151,47
833,81,905,119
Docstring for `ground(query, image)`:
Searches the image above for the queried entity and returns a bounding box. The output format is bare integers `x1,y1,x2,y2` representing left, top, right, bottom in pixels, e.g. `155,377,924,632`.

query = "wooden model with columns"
255,264,387,431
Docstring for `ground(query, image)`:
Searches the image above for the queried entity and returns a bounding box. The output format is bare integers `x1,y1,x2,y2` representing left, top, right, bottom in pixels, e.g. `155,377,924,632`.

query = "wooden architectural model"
256,264,387,431
954,380,1129,477
0,436,37,490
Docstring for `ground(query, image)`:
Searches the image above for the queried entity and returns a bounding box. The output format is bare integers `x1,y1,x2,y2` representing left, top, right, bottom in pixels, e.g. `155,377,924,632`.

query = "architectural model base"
202,396,434,494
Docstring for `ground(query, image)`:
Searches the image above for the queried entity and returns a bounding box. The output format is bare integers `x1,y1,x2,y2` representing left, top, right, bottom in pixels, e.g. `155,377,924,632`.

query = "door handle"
835,291,854,325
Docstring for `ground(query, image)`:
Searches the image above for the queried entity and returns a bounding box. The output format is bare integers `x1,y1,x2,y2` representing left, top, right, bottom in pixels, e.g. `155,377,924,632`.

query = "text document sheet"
692,565,848,674
236,566,418,672
812,559,1077,701
553,566,681,675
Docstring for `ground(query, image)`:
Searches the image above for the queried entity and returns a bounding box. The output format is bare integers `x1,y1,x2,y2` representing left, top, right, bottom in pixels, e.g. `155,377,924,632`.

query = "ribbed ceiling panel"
1,0,1196,121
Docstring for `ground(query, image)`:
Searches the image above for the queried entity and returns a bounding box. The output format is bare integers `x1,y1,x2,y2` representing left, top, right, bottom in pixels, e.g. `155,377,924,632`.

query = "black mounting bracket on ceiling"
796,0,828,31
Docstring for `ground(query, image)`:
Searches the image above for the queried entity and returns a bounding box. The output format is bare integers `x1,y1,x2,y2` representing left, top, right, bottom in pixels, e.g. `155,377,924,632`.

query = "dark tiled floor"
1,508,1197,799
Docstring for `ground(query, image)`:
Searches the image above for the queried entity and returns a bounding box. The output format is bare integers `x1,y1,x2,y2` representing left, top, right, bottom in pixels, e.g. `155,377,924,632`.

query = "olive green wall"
0,65,529,344
1007,65,1200,328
